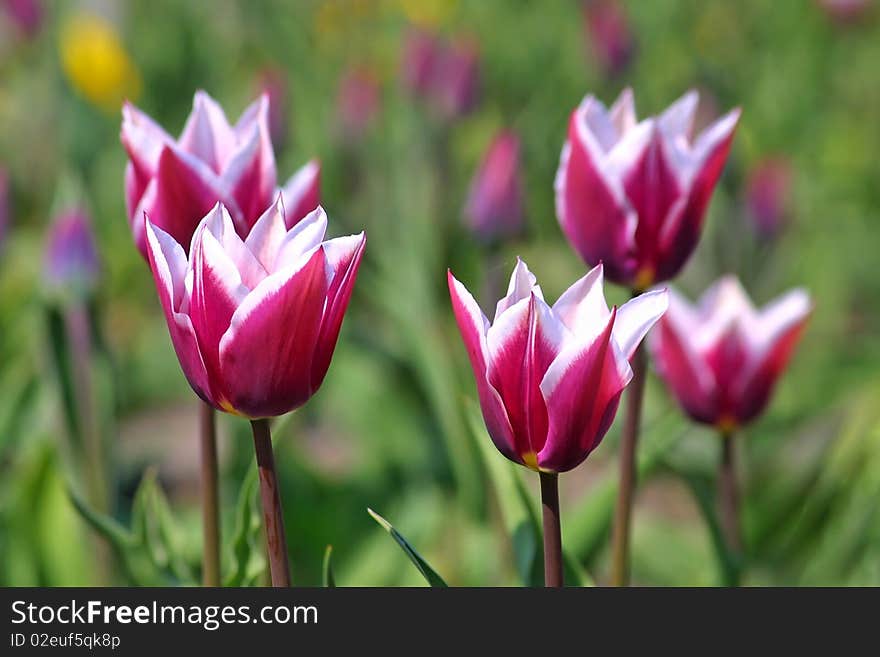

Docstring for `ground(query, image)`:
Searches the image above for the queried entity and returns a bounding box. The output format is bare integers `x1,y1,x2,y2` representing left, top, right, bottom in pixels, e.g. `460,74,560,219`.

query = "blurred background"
1,0,879,586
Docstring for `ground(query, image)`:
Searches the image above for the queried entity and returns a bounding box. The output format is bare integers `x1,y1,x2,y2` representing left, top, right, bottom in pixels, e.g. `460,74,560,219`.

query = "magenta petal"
556,110,634,283
149,146,227,253
655,109,740,282
735,312,809,424
144,221,213,405
448,271,519,464
624,126,683,269
486,293,566,461
218,248,328,418
189,220,248,384
538,308,630,472
120,101,173,181
225,120,277,233
651,316,719,424
125,161,148,220
309,233,366,391
280,160,321,228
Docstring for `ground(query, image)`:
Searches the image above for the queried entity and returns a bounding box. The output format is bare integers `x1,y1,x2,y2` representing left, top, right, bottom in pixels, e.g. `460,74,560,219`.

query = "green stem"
250,419,291,587
539,471,563,587
610,340,647,586
718,431,743,584
199,401,221,586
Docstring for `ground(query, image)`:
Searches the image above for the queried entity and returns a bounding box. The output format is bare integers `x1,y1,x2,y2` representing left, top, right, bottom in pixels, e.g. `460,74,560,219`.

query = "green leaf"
367,508,448,587
68,486,133,550
322,545,336,588
225,467,261,587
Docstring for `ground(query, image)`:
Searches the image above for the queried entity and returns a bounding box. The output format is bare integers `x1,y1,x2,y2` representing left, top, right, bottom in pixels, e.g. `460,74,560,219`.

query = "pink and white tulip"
449,259,667,473
650,276,811,430
122,90,321,258
555,89,741,290
464,130,524,242
145,198,365,419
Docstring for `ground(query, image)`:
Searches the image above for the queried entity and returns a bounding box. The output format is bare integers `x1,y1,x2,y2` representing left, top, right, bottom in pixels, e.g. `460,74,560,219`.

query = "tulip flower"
744,158,792,239
651,276,810,430
146,198,364,585
43,208,100,299
2,0,43,39
145,198,364,419
401,28,440,99
449,258,667,585
336,67,381,142
122,90,322,258
555,88,741,291
651,276,810,572
434,38,480,120
583,0,635,78
464,131,524,243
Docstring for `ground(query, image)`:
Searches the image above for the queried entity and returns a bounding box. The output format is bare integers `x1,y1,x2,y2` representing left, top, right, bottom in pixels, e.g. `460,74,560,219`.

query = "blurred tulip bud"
464,131,524,242
651,276,811,431
435,38,480,120
450,259,667,473
121,90,320,259
819,0,873,24
60,12,141,113
583,0,635,78
336,67,381,142
256,66,289,150
144,199,365,419
2,0,43,39
401,27,441,98
744,158,792,239
556,88,740,290
44,208,100,299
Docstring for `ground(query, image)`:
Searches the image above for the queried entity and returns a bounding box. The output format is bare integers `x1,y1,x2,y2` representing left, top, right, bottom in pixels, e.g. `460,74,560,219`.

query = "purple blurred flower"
583,0,634,78
2,0,43,39
744,158,792,239
336,67,381,141
44,208,100,297
464,131,524,242
401,28,441,98
819,0,873,24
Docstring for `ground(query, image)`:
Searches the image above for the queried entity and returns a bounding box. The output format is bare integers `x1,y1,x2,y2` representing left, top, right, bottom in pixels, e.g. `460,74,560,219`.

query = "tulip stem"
199,401,221,587
539,471,564,588
718,432,743,565
251,419,292,587
610,339,647,587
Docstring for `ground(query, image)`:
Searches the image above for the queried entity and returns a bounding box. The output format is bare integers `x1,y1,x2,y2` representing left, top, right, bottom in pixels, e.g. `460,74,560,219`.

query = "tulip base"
539,471,564,588
610,340,647,587
251,419,292,587
199,401,221,586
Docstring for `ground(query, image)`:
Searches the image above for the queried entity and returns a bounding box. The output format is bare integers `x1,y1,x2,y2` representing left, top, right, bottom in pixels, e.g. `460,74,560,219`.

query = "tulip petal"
486,293,566,460
144,220,212,403
218,247,328,418
273,206,329,273
494,257,543,320
539,308,631,472
614,288,669,359
197,203,268,290
552,263,610,336
244,195,290,272
310,233,367,390
658,89,698,141
610,87,637,136
448,271,518,463
280,160,321,228
179,90,236,173
121,101,173,180
125,161,148,220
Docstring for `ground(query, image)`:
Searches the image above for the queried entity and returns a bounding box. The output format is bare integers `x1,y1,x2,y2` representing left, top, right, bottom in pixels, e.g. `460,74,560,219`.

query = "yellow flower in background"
60,12,141,113
399,0,457,27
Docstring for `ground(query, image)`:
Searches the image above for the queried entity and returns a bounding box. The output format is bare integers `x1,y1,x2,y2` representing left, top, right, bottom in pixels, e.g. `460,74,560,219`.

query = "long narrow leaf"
367,508,448,587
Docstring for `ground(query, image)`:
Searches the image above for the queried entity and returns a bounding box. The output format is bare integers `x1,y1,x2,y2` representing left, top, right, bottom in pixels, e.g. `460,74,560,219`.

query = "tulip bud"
144,199,364,418
555,88,740,290
401,27,440,99
650,276,811,431
449,259,667,473
434,38,480,120
2,0,43,39
583,0,634,78
336,67,381,142
819,0,873,25
43,208,100,299
464,131,524,243
744,157,792,239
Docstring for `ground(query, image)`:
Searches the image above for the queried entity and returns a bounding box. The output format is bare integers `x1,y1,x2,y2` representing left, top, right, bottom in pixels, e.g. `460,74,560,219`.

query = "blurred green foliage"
1,0,879,586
